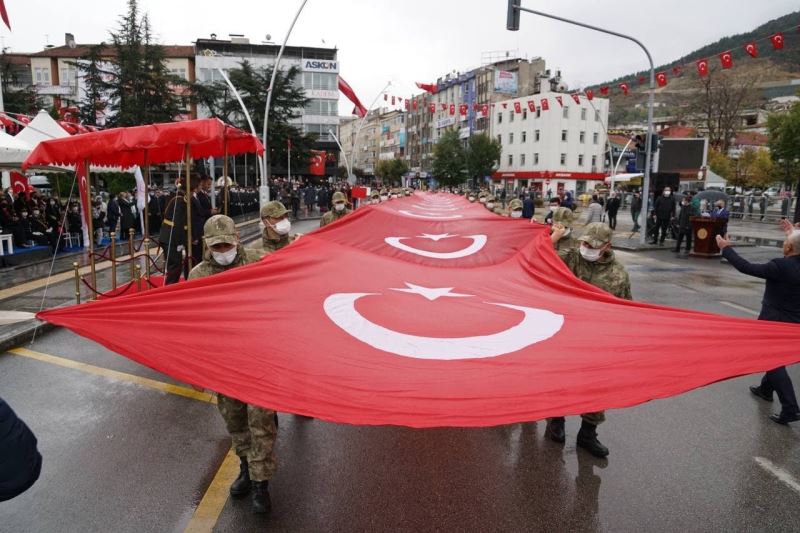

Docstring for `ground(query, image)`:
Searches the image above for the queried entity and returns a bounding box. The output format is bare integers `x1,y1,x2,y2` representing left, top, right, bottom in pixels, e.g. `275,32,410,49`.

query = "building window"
581,108,587,120
34,67,51,85
560,153,566,165
561,130,568,142
534,129,540,142
534,153,539,165
508,154,513,166
521,153,526,166
509,111,514,122
595,109,600,121
497,134,502,145
593,132,599,144
522,109,527,120
591,155,597,168
563,106,569,118
521,131,527,143
578,154,584,166
498,113,503,124
579,131,585,144
536,109,541,118
508,132,514,144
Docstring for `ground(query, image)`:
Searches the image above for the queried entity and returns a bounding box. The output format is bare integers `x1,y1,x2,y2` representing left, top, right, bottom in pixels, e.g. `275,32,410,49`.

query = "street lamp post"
328,128,352,183
350,81,392,185
262,0,310,209
507,0,656,245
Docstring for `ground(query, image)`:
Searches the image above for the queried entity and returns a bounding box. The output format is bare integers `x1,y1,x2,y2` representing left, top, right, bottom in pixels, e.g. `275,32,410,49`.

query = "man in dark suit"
717,220,800,424
522,195,534,220
0,395,42,501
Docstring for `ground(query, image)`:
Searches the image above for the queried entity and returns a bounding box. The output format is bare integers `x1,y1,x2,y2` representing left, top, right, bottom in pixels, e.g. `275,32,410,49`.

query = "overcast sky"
3,0,798,114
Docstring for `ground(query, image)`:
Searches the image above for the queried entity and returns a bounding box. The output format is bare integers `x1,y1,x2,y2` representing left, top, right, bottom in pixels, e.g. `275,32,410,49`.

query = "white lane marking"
719,301,759,315
754,457,800,495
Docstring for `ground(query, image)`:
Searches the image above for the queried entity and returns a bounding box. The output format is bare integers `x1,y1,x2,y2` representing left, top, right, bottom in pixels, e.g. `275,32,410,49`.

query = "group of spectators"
0,188,81,251
268,177,353,220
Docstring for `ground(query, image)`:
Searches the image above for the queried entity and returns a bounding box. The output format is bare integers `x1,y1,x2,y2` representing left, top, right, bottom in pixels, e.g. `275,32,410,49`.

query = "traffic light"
507,0,521,31
649,133,662,153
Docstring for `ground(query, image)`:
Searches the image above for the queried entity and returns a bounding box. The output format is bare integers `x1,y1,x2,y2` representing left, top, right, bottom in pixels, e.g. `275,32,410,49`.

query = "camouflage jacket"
554,233,579,253
558,247,632,300
320,208,352,228
188,246,261,280
247,230,294,259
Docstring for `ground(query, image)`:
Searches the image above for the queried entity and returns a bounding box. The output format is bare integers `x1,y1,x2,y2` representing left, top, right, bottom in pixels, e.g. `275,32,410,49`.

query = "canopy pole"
184,145,193,273
143,152,150,238
82,159,97,299
223,145,229,217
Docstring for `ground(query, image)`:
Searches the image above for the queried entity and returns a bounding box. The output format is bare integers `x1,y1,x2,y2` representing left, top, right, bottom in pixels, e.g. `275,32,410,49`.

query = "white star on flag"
390,283,473,301
418,233,457,242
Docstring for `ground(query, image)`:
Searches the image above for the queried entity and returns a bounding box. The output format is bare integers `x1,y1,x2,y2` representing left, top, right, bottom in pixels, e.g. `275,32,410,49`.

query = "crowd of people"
0,188,82,251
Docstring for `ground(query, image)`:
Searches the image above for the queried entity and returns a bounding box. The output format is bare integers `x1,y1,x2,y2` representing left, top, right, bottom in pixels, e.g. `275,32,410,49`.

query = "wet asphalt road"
1,243,800,532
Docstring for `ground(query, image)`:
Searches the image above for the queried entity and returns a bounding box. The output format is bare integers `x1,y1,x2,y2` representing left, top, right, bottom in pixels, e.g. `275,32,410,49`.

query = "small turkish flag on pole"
440,103,446,111
384,94,387,101
656,72,667,87
540,98,549,111
459,104,468,116
638,76,646,85
719,52,733,69
513,101,521,113
527,100,536,112
449,104,455,116
585,90,593,101
570,94,580,105
619,83,630,95
696,59,709,77
744,42,758,58
501,103,508,109
413,100,418,111
404,100,409,110
481,104,489,117
0,1,9,30
770,32,785,50
391,95,395,105
554,96,563,107
600,86,609,95
428,103,436,113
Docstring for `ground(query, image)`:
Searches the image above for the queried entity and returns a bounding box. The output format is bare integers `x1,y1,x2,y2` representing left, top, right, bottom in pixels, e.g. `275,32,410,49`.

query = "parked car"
764,187,780,198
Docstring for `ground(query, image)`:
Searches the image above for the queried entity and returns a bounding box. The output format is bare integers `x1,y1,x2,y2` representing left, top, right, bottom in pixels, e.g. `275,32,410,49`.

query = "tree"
767,99,800,222
190,61,315,173
431,130,466,188
466,134,501,181
375,159,408,186
708,148,735,184
690,68,760,153
0,53,42,116
76,45,107,126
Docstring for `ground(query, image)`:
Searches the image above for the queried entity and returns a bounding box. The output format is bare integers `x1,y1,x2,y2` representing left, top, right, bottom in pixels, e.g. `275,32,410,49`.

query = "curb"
0,319,57,352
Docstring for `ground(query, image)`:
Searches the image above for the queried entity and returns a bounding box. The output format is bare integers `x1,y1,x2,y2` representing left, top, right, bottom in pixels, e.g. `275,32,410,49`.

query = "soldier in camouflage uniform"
320,191,352,227
484,195,497,213
248,201,299,259
545,222,632,458
550,207,579,252
370,190,381,204
187,215,275,514
505,198,524,218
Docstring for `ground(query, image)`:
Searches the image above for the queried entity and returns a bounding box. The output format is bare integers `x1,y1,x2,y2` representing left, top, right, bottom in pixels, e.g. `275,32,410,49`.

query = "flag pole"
83,158,96,299
223,144,229,216
184,145,193,272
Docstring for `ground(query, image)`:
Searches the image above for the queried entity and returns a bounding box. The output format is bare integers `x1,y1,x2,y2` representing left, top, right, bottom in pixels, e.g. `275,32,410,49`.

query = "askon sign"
303,60,339,73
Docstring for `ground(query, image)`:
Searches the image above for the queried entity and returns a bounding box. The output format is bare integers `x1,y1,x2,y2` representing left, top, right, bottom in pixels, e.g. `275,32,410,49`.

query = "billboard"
494,70,518,95
658,138,708,172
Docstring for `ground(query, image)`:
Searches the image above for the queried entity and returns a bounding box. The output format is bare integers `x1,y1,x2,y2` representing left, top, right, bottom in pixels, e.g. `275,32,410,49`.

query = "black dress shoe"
749,386,773,402
545,417,566,443
769,412,800,425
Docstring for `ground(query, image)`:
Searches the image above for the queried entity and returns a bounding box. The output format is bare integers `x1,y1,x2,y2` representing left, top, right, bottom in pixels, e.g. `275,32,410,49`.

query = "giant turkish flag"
39,194,800,428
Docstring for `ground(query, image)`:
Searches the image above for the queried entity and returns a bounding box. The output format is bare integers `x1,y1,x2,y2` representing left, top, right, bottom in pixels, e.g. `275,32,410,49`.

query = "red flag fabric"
459,104,468,116
585,90,593,101
10,172,27,195
527,100,536,112
672,66,682,76
428,103,436,113
472,103,479,111
441,103,447,111
554,96,563,107
415,82,438,94
384,94,388,101
570,94,580,105
0,0,9,30
744,42,758,58
513,101,521,113
391,95,395,105
481,104,489,117
696,59,709,77
501,103,508,109
338,77,367,118
600,86,609,95
719,51,733,69
76,161,91,243
449,104,455,116
404,100,409,110
619,82,630,95
413,100,418,111
656,72,668,87
38,194,800,428
771,32,785,50
638,76,646,85
309,150,326,176
540,98,549,111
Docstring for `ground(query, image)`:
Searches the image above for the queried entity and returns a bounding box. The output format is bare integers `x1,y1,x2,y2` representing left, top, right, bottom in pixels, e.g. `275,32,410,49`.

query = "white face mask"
334,203,346,212
391,194,398,199
486,203,495,209
663,191,671,197
380,196,388,201
468,197,476,202
479,198,487,203
580,245,603,262
273,218,291,235
211,248,238,266
511,211,522,218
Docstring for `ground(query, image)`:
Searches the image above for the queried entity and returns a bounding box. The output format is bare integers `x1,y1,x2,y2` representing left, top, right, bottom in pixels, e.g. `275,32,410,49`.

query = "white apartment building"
492,90,609,197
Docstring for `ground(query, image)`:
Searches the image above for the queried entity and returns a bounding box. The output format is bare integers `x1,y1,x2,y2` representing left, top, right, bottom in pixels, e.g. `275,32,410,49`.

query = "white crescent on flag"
384,234,488,260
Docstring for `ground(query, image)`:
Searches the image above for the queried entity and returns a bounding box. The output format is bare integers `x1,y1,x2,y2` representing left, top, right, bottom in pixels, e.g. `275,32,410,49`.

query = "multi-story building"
338,108,398,177
194,35,340,176
27,33,195,121
492,90,610,197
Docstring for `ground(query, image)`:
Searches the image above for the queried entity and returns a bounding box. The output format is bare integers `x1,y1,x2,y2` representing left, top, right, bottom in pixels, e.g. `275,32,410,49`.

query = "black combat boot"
576,420,609,458
230,456,251,497
251,480,272,514
545,417,566,443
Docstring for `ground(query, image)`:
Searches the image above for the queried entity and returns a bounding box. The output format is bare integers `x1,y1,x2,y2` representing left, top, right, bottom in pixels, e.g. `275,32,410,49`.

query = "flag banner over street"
38,194,800,428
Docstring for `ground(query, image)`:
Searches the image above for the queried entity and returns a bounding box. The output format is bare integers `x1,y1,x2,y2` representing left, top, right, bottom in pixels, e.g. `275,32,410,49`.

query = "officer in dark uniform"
159,176,194,285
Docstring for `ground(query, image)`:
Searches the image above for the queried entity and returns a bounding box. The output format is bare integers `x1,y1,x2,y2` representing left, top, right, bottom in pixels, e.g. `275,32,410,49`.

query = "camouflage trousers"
548,412,606,425
216,394,277,481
